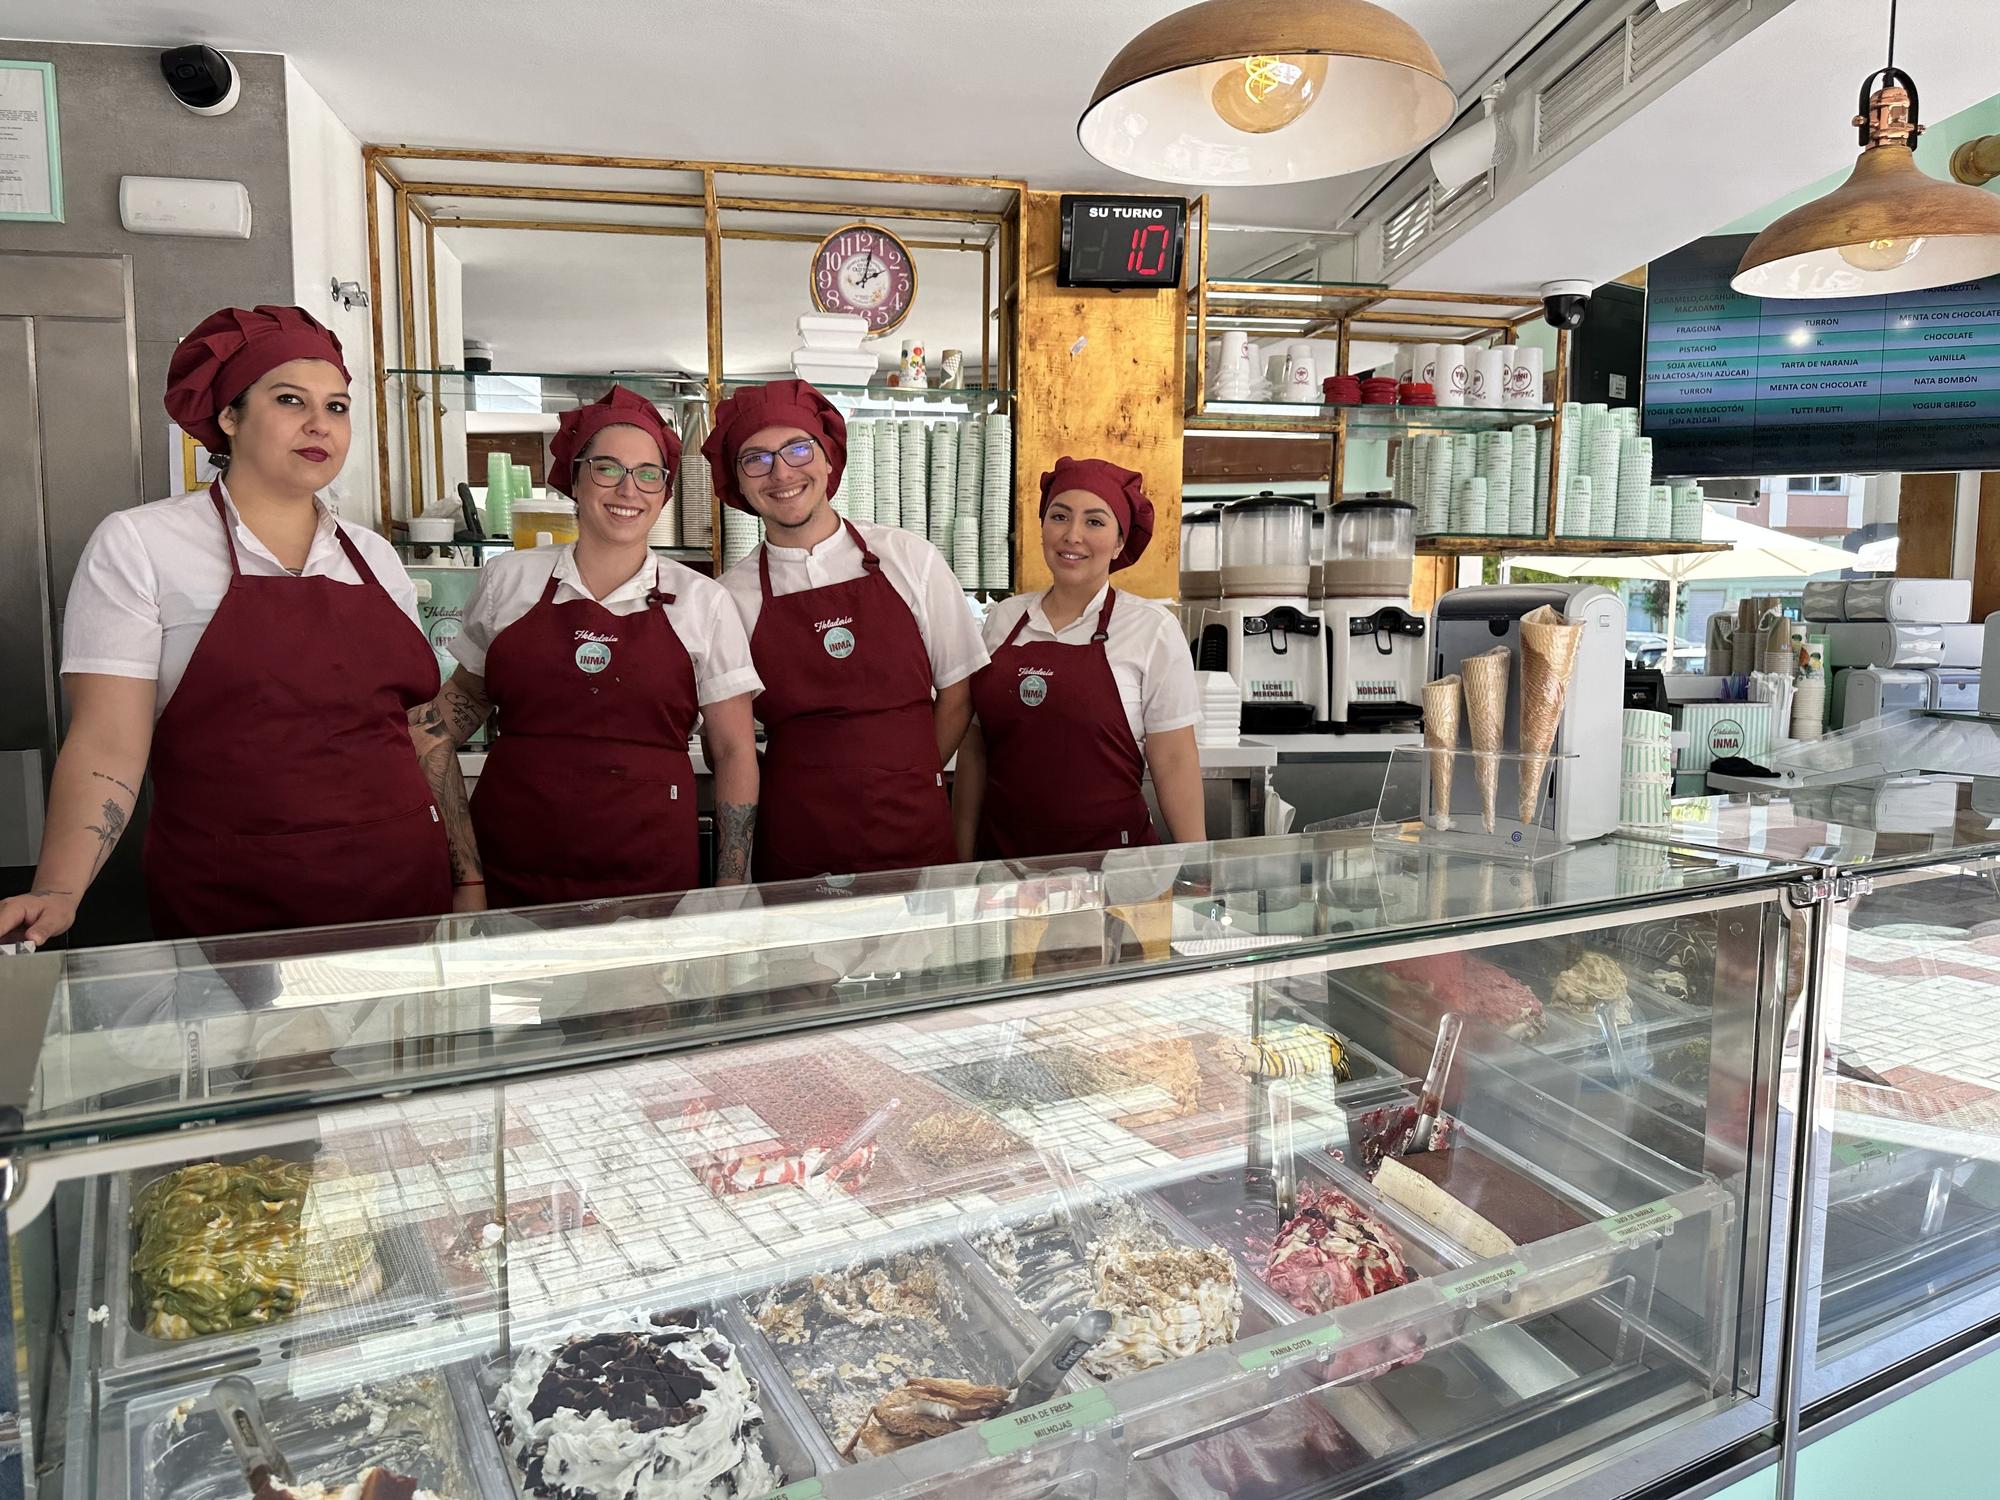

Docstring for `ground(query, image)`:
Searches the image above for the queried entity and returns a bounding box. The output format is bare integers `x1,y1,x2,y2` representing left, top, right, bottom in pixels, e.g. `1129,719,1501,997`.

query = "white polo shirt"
719,516,988,691
452,544,761,710
61,483,420,716
980,585,1201,748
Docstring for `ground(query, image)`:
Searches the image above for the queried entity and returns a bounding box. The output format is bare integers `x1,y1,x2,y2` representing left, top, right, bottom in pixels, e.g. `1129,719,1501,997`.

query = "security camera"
1540,279,1592,330
160,45,240,117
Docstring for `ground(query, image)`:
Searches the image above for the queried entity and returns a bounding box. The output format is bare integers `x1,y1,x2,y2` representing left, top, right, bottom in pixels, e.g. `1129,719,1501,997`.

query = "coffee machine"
1431,582,1623,843
1323,497,1424,729
1195,494,1326,732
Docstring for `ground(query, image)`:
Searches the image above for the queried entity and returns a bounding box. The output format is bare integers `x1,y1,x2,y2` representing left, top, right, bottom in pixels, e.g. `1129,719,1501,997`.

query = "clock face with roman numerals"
810,223,917,334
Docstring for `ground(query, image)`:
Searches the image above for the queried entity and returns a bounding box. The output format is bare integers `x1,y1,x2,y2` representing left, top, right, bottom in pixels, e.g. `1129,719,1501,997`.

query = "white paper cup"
1433,347,1469,407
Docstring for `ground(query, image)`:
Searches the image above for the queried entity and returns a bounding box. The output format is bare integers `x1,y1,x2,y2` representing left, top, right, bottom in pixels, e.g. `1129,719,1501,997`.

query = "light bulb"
1836,234,1926,272
1210,54,1330,135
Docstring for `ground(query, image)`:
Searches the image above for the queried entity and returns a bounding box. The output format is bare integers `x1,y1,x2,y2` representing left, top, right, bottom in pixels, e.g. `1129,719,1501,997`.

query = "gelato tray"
744,1247,1037,1466
483,1301,823,1498
97,1367,496,1500
105,1153,436,1382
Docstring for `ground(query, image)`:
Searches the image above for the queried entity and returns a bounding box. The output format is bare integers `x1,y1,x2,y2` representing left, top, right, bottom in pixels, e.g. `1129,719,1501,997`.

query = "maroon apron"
472,567,701,906
969,589,1161,861
143,484,451,939
749,520,956,881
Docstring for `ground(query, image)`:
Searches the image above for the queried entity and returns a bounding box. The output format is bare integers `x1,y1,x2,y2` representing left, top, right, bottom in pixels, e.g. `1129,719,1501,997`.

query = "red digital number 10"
1125,223,1172,277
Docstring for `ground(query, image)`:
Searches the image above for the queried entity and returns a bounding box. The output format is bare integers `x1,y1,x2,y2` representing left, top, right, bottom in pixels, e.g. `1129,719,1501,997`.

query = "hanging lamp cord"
1857,0,1918,146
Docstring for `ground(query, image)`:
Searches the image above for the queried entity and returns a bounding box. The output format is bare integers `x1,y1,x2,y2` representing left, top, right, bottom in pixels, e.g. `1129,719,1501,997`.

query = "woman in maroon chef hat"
708,379,989,883
0,305,453,947
954,456,1206,861
410,385,762,906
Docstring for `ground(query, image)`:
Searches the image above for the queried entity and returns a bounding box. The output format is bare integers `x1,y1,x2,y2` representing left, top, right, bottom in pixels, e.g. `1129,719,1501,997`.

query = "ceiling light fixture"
1078,0,1455,188
1732,0,2000,297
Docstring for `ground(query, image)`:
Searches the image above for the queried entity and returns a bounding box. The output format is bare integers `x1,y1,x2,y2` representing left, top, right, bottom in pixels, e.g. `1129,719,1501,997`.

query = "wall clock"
810,223,918,334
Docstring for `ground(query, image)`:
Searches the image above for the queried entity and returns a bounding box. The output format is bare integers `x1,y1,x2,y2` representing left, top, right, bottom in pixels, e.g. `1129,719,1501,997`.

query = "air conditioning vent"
1536,0,1751,159
1380,185,1433,271
1632,0,1746,80
1534,27,1628,158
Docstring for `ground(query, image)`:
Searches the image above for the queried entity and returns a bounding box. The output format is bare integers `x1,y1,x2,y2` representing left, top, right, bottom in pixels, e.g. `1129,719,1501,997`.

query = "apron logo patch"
1019,674,1049,707
574,640,613,674
822,625,856,660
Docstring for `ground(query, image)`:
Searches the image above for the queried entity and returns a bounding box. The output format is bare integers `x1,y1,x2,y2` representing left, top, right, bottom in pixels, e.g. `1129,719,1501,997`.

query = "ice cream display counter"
0,817,1977,1500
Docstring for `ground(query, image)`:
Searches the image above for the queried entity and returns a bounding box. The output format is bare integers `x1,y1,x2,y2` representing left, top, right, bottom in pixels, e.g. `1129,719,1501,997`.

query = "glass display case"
0,829,1813,1500
1646,774,2000,1413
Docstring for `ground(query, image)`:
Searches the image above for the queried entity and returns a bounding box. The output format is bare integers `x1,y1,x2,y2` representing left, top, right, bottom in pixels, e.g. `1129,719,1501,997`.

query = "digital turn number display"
1058,195,1188,289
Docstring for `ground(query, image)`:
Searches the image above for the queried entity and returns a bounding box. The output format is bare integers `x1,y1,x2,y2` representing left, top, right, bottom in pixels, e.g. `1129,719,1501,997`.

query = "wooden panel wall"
1973,473,2000,621
1896,472,1958,579
1014,191,1186,599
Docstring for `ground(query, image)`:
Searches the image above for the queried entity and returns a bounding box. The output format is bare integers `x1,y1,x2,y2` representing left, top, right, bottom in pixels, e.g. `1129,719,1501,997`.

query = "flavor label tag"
1236,1320,1345,1371
754,1482,823,1500
1436,1261,1526,1300
1602,1200,1685,1246
979,1387,1117,1456
1831,1136,1900,1169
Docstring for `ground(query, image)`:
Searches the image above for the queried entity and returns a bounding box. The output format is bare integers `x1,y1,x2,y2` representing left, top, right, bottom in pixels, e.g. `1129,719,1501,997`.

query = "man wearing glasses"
413,386,763,907
709,379,988,883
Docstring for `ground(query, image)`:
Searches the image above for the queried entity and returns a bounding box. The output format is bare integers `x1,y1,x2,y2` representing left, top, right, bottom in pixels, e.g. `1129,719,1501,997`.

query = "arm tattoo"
409,707,483,885
715,801,756,885
91,771,138,799
85,799,127,877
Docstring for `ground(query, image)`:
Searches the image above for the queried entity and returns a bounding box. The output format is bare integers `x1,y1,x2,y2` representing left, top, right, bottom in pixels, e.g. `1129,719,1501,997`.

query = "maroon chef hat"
1039,456,1154,571
701,379,848,513
547,385,683,499
164,305,351,452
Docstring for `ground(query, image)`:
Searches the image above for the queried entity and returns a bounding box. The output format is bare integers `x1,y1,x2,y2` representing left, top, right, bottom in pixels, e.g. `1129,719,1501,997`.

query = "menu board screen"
1643,232,2000,476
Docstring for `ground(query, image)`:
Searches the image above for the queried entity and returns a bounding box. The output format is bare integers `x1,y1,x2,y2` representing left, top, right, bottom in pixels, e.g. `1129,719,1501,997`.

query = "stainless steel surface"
0,251,145,941
0,751,45,872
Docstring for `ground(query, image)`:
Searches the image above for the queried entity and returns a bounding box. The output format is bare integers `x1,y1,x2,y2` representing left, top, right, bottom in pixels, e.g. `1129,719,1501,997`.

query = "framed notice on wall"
0,60,63,223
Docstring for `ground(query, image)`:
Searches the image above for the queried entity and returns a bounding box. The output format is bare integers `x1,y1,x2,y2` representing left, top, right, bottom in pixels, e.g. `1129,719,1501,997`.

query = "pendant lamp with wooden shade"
1078,0,1455,187
1733,1,2000,297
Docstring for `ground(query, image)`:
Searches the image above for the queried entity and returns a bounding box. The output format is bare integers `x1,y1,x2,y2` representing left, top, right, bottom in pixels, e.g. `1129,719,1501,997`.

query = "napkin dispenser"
1431,582,1623,843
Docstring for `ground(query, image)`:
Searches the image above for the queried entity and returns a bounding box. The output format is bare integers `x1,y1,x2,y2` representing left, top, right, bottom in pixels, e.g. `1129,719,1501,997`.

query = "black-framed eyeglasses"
736,437,821,479
577,457,668,494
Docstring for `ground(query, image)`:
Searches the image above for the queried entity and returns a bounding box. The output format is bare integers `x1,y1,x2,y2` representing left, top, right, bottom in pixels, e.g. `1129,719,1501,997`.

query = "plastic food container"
510,497,578,548
1220,494,1313,598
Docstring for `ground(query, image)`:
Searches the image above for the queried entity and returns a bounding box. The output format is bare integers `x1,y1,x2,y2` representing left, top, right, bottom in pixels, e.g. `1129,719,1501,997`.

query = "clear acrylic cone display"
1516,604,1585,825
1422,675,1462,831
1373,747,1576,862
1459,647,1511,835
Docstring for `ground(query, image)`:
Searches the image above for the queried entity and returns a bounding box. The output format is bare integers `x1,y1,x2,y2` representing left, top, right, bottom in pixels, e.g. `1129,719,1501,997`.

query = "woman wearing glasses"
414,386,762,907
708,379,987,882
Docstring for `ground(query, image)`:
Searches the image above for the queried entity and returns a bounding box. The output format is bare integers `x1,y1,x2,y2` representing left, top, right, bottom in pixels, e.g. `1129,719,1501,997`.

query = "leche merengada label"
979,1387,1117,1456
1603,1200,1685,1246
1236,1319,1345,1371
1436,1261,1527,1300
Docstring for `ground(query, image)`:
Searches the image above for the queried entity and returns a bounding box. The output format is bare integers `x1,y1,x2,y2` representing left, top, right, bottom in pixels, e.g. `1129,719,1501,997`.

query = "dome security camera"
1540,279,1592,330
160,45,240,117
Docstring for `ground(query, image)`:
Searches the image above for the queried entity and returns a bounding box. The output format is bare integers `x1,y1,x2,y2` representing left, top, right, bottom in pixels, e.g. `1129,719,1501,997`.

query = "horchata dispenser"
1324,497,1424,729
1196,494,1326,732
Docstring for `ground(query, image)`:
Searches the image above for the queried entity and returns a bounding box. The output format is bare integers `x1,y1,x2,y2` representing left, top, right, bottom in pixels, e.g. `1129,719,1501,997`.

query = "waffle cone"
1460,647,1511,834
1517,604,1586,824
1422,676,1461,829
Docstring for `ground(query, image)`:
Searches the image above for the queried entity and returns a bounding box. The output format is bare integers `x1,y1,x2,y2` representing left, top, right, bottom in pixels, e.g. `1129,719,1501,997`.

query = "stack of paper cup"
843,419,877,524
1506,345,1546,409
1468,347,1507,408
1561,475,1593,536
899,420,928,537
1451,476,1488,534
874,420,900,529
929,423,958,559
1620,708,1673,831
1509,425,1537,535
1670,482,1705,542
1478,431,1511,533
1792,674,1827,740
1534,424,1553,532
1413,343,1441,389
1646,484,1670,540
982,412,1013,590
1423,436,1453,533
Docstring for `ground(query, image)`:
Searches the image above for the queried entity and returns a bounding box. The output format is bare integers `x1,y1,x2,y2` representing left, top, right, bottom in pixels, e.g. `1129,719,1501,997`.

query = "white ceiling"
3,0,1559,232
